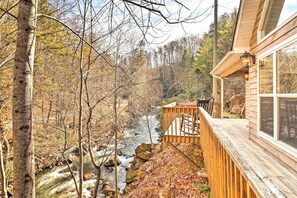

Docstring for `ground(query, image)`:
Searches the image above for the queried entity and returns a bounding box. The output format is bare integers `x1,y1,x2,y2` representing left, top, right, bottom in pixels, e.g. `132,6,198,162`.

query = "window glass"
259,54,273,94
278,0,297,26
260,97,274,136
276,40,297,93
279,98,297,148
262,0,297,37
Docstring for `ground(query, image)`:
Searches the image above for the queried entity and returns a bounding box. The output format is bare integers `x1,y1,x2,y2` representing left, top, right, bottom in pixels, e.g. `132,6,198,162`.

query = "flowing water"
36,114,160,197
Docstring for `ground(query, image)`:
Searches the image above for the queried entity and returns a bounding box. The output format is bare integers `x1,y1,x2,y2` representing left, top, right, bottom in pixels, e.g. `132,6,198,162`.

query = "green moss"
195,182,211,193
223,111,241,118
126,177,136,184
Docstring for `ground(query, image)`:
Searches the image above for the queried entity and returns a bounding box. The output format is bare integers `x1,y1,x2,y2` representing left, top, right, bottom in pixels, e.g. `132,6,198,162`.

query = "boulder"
72,144,88,157
104,156,121,167
7,184,13,197
229,94,244,114
102,182,115,197
136,151,152,161
96,144,107,151
123,182,139,194
126,169,147,184
83,172,94,180
135,143,153,155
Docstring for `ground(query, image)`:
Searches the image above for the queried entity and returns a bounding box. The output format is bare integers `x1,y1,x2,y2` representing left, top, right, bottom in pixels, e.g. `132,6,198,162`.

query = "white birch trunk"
13,0,38,197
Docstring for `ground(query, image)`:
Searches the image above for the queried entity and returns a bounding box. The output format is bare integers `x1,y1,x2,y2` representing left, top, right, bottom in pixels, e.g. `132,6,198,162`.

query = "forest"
0,0,243,197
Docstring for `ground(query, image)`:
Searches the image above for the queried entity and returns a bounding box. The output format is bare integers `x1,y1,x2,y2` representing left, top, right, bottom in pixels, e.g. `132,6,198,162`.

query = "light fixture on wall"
240,51,255,67
244,72,249,81
244,66,249,81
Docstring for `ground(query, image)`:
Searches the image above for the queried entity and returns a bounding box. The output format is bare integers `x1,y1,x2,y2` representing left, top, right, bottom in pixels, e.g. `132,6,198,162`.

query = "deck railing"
162,102,200,143
200,108,258,198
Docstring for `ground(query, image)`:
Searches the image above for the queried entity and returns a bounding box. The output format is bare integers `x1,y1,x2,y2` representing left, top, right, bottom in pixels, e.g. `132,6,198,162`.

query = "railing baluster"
174,108,177,142
190,108,193,143
199,110,258,198
166,108,170,142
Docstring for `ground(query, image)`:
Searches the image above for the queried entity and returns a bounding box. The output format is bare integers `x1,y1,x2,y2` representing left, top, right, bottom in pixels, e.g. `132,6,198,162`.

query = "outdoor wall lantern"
244,71,249,81
244,66,249,81
240,51,255,67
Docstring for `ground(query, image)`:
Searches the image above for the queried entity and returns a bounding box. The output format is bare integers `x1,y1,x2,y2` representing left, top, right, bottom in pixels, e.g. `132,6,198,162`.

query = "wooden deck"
162,103,200,144
161,103,297,197
200,109,297,198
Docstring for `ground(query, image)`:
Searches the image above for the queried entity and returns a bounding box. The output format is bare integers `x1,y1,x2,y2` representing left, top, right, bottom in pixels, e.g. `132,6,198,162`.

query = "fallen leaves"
123,143,209,198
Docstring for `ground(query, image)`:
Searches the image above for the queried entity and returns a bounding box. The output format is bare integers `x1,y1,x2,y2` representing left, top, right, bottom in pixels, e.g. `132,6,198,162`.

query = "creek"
36,114,161,197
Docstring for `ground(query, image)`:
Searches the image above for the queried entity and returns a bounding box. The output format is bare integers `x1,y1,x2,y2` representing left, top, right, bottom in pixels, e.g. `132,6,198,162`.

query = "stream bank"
36,113,161,197
122,143,210,198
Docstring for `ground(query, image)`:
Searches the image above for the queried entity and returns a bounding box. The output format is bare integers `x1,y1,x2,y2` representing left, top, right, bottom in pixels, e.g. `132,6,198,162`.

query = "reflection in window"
259,54,273,94
279,98,297,148
260,97,274,136
276,40,297,93
261,0,297,37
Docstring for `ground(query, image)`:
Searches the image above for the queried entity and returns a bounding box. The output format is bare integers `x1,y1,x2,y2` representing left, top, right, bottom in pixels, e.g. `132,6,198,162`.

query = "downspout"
212,74,224,118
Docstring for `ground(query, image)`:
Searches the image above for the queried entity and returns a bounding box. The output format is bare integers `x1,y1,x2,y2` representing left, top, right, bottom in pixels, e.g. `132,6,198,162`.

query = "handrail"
162,102,177,108
199,108,273,198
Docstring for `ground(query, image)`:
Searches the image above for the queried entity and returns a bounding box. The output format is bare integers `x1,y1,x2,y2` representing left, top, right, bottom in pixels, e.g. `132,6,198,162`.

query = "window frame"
257,0,297,44
257,34,297,157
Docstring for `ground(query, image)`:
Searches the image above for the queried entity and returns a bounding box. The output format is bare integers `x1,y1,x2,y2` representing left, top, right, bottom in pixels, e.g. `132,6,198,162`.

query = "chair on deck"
286,99,297,138
180,98,214,136
197,98,214,116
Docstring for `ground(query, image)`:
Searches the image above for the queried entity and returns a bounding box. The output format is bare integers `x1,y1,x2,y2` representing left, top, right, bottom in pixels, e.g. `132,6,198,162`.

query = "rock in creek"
124,144,157,193
103,156,121,167
135,143,153,155
137,151,152,161
83,172,94,181
126,169,147,184
102,182,116,197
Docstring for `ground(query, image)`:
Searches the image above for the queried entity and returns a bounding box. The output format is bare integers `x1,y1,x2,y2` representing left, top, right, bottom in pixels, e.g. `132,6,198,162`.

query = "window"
279,98,297,148
261,0,297,37
260,97,274,136
276,40,297,93
259,38,297,149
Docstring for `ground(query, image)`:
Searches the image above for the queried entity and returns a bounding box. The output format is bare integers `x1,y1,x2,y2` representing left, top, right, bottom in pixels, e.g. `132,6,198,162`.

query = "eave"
210,50,247,77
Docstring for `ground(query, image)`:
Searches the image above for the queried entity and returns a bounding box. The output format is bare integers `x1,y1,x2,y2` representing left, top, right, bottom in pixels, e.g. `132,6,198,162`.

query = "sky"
278,0,297,26
146,0,241,46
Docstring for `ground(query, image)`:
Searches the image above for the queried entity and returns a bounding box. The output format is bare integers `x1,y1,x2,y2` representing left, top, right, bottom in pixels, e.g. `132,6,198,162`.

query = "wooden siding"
251,15,297,53
246,5,297,170
250,0,266,49
246,64,257,124
249,133,297,170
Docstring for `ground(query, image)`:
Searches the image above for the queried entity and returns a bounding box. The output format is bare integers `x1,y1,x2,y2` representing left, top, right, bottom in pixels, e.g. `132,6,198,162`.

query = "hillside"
123,143,209,198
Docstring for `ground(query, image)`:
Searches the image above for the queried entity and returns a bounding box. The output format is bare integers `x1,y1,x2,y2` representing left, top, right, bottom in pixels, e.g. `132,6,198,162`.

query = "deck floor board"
214,119,297,197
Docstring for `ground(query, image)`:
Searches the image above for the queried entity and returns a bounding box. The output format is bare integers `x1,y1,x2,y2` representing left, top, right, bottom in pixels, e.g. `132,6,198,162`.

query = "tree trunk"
77,0,87,196
114,67,119,198
0,141,8,198
46,100,52,124
12,0,37,197
145,114,153,144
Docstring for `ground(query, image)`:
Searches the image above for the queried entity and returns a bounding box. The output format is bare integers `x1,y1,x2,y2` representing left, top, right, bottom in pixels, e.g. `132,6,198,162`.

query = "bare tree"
12,0,37,197
0,0,208,196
